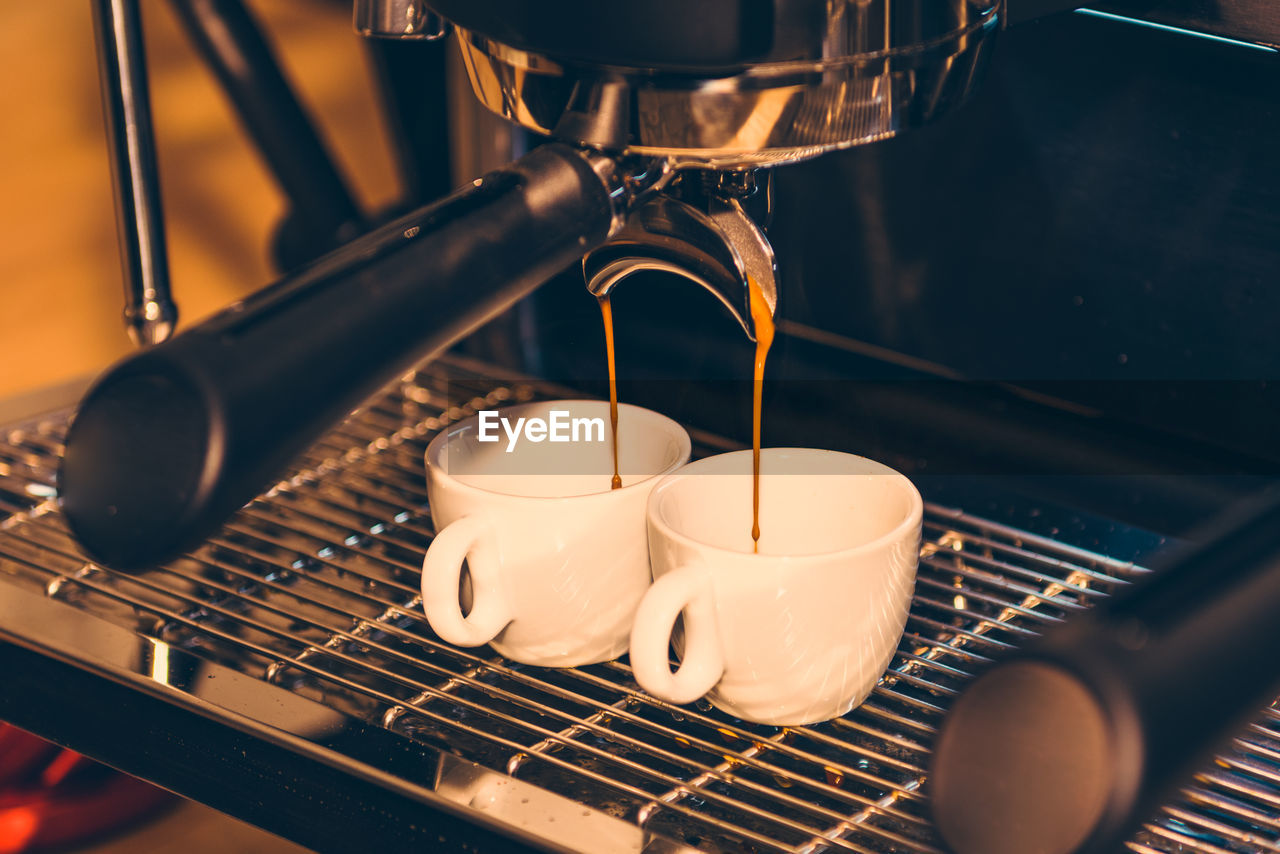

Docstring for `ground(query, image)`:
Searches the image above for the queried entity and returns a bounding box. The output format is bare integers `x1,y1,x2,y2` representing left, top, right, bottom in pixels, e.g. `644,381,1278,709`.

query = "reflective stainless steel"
3,357,1279,851
580,151,678,239
585,194,778,341
353,0,447,40
91,0,178,346
453,0,1000,169
369,0,1277,169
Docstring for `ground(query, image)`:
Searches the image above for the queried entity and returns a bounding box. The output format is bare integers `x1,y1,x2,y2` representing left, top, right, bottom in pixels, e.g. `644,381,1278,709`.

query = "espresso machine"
60,0,1022,568
2,1,1280,852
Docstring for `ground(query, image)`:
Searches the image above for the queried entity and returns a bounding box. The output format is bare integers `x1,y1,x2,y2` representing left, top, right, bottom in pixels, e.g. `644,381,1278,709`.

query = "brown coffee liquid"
748,275,775,553
598,294,623,490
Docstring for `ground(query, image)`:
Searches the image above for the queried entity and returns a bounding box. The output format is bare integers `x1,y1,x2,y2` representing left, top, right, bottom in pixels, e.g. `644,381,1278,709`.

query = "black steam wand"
59,144,669,571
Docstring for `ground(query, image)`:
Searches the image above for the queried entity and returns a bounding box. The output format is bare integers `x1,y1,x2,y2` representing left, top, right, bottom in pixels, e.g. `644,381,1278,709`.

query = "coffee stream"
748,275,775,554
598,294,623,490
598,280,773,551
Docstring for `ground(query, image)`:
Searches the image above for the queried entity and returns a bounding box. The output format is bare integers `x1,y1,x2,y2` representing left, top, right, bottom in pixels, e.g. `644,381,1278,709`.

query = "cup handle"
630,564,724,705
421,516,511,646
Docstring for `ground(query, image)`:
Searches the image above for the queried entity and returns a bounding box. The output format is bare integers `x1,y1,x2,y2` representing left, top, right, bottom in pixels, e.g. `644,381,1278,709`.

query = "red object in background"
0,724,174,853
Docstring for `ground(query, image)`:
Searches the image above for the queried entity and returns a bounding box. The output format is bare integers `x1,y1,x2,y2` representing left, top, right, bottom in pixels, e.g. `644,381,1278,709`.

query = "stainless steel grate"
1,355,1279,853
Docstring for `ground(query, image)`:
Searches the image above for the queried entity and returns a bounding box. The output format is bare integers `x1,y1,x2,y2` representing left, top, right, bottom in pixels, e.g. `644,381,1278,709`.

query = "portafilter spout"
583,176,777,340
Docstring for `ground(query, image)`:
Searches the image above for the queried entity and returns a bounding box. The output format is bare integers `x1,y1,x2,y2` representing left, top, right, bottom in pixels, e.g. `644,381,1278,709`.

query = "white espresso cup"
422,399,691,666
630,448,923,725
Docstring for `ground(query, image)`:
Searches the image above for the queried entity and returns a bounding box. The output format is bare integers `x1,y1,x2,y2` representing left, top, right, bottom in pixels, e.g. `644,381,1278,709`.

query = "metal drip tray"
1,355,1278,853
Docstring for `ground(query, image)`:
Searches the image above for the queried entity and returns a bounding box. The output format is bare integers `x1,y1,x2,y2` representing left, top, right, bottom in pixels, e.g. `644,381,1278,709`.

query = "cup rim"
648,448,924,560
424,399,692,501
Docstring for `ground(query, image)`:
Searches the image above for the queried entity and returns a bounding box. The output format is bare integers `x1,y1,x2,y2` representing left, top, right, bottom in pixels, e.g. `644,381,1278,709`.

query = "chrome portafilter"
445,0,1002,168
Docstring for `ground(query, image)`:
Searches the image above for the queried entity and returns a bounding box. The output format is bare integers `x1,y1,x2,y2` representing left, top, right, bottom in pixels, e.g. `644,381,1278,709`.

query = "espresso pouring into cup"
630,449,923,726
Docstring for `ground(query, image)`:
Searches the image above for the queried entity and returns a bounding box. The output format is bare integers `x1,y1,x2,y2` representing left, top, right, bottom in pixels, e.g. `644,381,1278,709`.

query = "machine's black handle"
930,485,1280,854
59,142,618,571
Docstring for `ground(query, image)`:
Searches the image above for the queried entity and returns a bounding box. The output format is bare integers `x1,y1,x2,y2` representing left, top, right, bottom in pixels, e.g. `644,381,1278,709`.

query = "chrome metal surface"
453,0,1000,169
354,0,447,40
92,0,177,345
584,194,777,341
1,355,1278,852
580,150,677,239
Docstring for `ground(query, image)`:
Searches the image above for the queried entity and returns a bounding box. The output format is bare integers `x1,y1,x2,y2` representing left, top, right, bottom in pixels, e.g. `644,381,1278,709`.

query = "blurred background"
1,2,395,850
0,0,398,401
